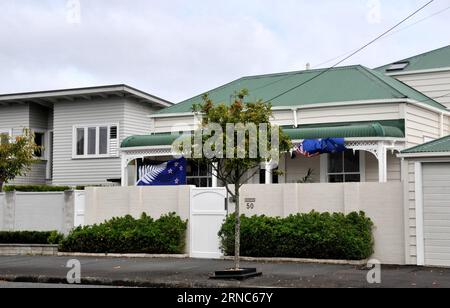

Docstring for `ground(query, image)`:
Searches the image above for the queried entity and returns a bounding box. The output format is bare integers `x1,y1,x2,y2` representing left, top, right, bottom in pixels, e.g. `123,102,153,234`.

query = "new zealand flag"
137,157,187,186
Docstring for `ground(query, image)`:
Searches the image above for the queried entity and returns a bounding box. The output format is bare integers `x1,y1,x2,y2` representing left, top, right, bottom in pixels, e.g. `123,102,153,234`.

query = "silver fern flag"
137,158,187,186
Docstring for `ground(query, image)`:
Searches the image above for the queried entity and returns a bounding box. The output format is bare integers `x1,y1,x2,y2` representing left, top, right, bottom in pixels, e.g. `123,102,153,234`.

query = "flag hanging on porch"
291,138,347,158
137,157,187,186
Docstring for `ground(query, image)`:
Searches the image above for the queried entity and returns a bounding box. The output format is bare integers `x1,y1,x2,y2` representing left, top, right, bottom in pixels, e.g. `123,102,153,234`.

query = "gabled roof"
401,135,450,154
0,84,172,108
376,45,450,74
156,65,445,115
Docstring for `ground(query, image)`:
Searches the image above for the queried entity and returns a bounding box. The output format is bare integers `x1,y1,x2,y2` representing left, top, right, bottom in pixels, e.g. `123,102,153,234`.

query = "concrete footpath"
0,256,449,288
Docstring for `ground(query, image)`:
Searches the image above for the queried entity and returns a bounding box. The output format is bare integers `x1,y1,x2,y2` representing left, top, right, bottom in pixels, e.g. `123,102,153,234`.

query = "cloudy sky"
0,0,449,102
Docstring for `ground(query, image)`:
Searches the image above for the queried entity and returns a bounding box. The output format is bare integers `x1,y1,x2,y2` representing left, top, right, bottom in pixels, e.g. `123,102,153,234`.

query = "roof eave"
398,152,450,158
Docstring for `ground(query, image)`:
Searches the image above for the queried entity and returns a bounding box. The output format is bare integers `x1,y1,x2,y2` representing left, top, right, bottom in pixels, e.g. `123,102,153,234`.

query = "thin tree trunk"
0,181,3,193
234,184,240,270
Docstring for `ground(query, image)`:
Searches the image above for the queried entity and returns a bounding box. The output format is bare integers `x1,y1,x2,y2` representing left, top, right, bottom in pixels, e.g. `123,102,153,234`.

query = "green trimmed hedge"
60,213,187,254
219,211,374,260
4,185,71,192
0,231,63,245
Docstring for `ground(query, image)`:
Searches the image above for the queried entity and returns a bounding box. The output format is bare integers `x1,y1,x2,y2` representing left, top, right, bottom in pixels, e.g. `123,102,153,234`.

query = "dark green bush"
60,213,187,254
219,211,374,260
4,185,71,192
0,231,63,245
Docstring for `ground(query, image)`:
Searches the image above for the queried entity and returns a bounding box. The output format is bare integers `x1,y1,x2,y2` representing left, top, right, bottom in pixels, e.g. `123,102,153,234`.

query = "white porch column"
377,143,388,183
121,154,129,187
265,162,273,184
212,162,219,187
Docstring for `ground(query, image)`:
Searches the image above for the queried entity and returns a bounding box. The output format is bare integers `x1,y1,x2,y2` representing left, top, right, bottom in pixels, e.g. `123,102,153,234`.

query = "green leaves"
0,231,63,245
0,129,42,191
219,211,374,260
59,213,188,254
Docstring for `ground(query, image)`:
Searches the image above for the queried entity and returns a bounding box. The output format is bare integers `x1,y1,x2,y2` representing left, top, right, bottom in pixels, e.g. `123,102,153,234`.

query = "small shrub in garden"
3,185,71,192
0,231,64,245
59,213,187,254
218,211,374,260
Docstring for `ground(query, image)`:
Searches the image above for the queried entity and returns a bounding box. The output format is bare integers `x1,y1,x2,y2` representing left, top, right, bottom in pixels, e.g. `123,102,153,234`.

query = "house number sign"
245,198,256,210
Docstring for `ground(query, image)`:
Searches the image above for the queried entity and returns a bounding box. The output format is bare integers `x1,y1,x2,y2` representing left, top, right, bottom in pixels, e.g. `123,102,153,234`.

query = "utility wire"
263,0,436,104
314,4,450,69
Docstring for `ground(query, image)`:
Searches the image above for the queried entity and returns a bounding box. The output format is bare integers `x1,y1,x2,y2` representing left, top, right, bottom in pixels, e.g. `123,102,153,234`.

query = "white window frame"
186,161,213,187
72,124,119,159
320,151,366,183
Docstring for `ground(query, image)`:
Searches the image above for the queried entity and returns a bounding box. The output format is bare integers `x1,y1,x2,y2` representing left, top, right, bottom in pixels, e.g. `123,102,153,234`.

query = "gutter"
397,152,450,158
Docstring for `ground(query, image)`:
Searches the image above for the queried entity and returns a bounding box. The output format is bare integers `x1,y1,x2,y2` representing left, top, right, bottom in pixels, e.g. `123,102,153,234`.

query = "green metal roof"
122,133,181,148
156,65,445,115
402,135,450,154
376,45,450,74
283,120,404,140
121,120,405,148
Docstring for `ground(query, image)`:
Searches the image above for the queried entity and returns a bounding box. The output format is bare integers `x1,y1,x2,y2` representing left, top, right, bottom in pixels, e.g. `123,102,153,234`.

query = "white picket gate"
189,187,228,259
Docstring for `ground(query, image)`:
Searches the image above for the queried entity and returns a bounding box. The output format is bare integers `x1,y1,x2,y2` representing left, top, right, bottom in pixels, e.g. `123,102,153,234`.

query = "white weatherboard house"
120,56,450,187
0,85,172,186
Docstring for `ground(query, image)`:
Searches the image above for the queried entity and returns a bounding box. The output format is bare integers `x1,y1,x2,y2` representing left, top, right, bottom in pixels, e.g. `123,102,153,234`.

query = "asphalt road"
0,281,118,288
0,256,449,288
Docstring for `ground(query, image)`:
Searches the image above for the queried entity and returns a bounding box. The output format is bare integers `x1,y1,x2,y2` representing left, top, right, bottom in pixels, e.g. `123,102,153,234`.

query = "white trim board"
414,162,425,266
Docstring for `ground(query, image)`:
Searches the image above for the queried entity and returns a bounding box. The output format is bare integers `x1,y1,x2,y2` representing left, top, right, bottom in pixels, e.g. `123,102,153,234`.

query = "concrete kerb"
57,252,189,259
222,256,369,266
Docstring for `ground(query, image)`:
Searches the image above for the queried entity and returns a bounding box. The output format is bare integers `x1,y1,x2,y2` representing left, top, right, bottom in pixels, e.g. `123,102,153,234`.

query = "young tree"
0,130,41,192
178,90,292,270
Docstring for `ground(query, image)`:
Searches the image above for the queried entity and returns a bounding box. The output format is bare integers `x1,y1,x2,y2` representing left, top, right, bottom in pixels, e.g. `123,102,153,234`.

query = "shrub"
3,185,71,192
0,231,64,245
60,213,187,254
219,211,374,260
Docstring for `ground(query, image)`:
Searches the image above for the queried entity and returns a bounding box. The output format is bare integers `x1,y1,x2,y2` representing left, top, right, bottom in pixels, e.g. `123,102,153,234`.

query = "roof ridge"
355,66,407,99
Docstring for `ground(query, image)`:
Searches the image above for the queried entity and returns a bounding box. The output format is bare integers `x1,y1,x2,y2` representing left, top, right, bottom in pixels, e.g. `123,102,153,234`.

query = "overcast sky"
0,0,449,102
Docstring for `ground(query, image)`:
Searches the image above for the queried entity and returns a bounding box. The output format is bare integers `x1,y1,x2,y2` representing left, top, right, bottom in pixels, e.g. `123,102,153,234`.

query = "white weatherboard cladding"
52,98,158,186
422,163,450,267
405,104,442,147
396,71,450,109
0,104,29,137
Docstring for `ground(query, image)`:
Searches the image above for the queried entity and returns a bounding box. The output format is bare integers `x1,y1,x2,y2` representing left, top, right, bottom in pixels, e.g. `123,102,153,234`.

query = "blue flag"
302,138,347,155
292,138,347,158
137,157,187,186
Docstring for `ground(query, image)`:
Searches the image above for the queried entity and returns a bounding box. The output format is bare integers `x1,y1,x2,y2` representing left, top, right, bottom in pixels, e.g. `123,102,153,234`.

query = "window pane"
345,174,361,183
88,127,96,155
328,174,344,183
99,127,108,155
328,152,343,173
344,150,360,173
199,163,208,176
76,128,84,155
34,133,44,157
200,178,208,188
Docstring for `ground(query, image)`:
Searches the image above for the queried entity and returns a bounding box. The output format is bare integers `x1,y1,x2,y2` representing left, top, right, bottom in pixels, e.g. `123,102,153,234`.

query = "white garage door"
423,163,450,267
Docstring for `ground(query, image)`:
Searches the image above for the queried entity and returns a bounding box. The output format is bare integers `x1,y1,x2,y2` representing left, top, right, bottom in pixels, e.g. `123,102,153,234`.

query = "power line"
314,4,450,69
263,0,436,104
